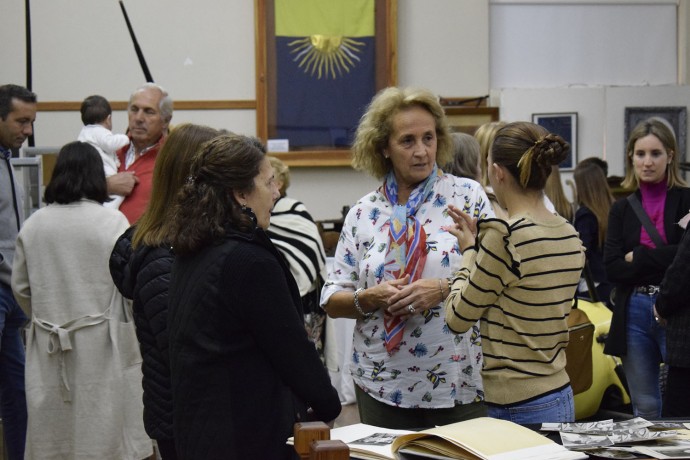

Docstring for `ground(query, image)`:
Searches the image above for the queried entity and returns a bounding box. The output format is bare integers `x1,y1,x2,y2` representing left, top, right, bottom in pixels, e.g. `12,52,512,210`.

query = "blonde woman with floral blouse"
320,87,492,429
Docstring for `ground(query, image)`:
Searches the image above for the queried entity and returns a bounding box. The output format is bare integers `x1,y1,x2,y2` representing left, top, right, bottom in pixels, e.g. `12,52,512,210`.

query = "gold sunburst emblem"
288,35,366,80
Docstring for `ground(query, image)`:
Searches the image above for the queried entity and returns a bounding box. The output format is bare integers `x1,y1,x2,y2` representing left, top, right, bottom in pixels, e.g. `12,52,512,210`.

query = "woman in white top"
321,87,493,429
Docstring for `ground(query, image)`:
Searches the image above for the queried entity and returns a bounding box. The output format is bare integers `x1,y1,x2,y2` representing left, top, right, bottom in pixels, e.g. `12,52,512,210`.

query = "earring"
241,203,257,225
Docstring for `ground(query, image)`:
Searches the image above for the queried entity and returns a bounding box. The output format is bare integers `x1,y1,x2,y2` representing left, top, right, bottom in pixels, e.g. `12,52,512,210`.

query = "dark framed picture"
532,112,578,170
624,106,687,159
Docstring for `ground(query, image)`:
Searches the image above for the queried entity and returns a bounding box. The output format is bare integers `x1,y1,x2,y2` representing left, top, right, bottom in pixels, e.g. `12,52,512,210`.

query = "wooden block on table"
294,421,330,460
309,440,349,460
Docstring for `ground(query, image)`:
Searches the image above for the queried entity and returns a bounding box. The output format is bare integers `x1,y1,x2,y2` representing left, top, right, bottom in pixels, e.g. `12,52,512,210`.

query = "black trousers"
157,439,179,460
662,366,690,417
355,384,487,430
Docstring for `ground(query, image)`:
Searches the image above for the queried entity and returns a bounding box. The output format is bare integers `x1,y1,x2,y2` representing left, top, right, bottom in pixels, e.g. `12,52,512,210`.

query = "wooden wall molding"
270,150,352,167
37,100,256,112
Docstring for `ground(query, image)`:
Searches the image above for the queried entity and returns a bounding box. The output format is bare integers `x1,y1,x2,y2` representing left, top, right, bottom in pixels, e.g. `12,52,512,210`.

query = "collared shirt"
321,173,492,409
124,142,159,170
0,145,11,160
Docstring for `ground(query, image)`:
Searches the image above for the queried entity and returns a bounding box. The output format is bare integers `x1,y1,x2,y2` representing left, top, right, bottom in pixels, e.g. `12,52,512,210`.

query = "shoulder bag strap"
572,208,601,304
627,194,666,247
5,157,21,231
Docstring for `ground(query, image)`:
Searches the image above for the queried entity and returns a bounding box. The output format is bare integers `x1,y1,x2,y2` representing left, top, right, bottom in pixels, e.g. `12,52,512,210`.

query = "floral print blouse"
321,174,492,409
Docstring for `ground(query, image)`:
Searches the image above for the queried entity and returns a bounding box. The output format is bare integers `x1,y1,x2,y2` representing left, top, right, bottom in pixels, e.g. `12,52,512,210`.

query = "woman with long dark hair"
573,160,614,304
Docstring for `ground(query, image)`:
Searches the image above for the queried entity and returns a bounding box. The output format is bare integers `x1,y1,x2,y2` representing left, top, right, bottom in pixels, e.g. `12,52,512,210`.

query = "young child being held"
77,95,130,208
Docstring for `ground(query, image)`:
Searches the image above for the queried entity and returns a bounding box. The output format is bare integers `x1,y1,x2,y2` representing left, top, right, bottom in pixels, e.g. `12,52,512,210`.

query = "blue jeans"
621,292,665,419
487,386,574,424
0,282,27,460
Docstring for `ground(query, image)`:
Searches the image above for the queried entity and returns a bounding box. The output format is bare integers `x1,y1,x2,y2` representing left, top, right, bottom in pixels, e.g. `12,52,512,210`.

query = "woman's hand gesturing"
447,204,478,254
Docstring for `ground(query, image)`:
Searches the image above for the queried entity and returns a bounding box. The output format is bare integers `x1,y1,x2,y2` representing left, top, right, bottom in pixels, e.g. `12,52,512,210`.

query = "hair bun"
533,134,570,167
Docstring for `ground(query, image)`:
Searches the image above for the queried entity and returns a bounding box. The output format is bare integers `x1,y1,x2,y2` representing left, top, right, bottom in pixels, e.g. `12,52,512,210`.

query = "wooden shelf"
37,100,255,111
269,150,352,167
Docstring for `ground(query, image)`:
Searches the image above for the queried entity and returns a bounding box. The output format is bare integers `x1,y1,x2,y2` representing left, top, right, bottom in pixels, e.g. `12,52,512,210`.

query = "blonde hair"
268,156,290,197
474,121,507,187
351,87,452,179
544,165,574,222
621,117,686,189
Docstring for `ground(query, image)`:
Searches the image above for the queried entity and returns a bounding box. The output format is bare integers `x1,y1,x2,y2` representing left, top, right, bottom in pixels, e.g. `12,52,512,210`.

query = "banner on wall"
274,0,375,148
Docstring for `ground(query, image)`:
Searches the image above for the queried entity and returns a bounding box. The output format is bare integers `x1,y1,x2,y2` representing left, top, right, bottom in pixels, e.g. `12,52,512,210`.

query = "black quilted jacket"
110,226,175,441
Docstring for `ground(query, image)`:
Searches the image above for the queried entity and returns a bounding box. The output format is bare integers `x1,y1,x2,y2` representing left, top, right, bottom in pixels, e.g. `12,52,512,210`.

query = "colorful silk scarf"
381,165,441,353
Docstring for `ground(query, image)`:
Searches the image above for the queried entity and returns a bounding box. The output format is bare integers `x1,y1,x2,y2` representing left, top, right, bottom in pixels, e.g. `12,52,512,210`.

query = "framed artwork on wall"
444,106,499,136
624,106,687,161
532,112,578,170
255,0,397,167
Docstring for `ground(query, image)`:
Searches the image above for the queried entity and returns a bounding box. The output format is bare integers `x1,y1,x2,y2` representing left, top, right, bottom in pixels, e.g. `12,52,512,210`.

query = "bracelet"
354,288,373,319
438,278,445,302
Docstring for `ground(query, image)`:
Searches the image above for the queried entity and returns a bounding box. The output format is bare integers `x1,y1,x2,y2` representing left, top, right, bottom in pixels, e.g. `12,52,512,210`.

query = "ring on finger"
407,304,415,314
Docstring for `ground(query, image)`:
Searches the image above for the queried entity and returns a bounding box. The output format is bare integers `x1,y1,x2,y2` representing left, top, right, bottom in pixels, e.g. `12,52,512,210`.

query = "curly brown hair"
167,135,266,254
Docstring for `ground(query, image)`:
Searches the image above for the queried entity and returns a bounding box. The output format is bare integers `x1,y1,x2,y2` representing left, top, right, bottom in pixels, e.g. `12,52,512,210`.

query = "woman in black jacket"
110,124,220,459
165,135,341,460
573,160,614,305
604,118,690,419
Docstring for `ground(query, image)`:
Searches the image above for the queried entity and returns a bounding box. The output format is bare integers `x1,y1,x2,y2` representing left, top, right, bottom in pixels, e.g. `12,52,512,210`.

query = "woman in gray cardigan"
12,142,151,459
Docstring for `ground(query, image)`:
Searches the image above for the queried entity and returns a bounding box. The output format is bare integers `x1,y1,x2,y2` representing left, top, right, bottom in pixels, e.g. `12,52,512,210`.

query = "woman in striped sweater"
266,156,329,363
443,121,585,424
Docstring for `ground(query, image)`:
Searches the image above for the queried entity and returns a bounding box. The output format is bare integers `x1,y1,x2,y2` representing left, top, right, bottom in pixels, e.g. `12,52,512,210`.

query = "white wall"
398,0,488,95
499,88,606,160
2,1,688,219
25,0,256,101
297,0,490,219
1,0,489,221
490,1,678,88
605,85,690,172
497,84,690,200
